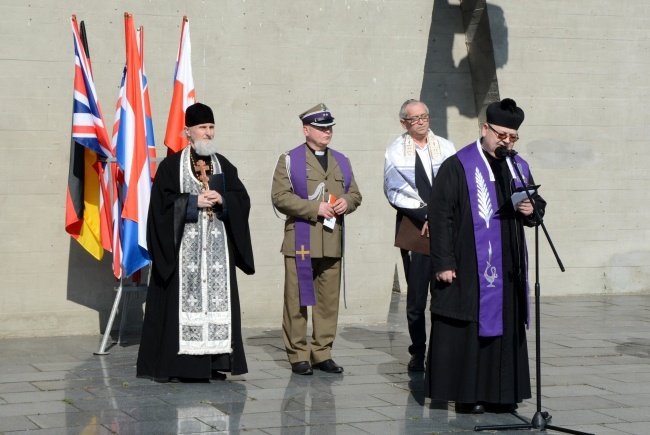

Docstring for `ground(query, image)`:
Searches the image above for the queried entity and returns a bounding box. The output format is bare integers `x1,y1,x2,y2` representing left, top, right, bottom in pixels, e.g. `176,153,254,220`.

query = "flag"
137,26,157,176
116,13,152,277
164,16,196,155
66,15,113,260
110,66,126,278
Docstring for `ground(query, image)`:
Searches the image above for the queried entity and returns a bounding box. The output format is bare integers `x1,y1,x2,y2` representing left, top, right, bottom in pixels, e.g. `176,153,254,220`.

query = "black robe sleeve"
146,152,189,283
216,154,255,276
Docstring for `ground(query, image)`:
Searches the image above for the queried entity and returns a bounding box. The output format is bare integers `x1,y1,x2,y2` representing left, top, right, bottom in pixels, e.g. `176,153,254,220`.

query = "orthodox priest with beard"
137,103,254,383
425,99,545,414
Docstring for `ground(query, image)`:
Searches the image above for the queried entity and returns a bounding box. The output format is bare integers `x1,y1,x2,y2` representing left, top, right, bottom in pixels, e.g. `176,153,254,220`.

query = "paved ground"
1,292,649,434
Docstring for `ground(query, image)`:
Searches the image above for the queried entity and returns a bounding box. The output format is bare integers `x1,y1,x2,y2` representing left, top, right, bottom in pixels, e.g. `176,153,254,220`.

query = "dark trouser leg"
403,249,434,356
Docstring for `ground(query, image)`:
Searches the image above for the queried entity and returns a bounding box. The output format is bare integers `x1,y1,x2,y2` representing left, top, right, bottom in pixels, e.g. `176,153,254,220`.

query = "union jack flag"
66,15,113,260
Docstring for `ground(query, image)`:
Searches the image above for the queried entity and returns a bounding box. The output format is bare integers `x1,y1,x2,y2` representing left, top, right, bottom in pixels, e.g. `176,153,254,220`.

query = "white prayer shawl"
384,130,456,209
178,147,232,355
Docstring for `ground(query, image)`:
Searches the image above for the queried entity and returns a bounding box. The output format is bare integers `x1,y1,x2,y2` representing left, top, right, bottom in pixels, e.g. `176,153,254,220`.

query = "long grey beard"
193,140,218,156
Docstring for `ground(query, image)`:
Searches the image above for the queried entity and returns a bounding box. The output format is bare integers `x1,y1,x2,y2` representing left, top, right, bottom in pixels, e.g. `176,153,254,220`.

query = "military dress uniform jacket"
272,145,362,258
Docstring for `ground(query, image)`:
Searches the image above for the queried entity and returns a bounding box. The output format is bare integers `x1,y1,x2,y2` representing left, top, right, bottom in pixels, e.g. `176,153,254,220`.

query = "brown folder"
394,215,430,256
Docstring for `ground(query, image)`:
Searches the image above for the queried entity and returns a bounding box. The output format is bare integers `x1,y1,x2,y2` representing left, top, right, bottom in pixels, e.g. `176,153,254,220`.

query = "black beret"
486,98,524,130
185,103,215,127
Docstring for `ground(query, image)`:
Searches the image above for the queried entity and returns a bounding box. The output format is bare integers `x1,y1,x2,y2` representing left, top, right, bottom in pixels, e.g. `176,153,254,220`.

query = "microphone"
495,147,518,158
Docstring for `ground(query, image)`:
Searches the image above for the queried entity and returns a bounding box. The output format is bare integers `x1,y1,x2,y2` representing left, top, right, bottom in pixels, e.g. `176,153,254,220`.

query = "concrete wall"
0,0,478,337
486,0,650,296
1,0,646,338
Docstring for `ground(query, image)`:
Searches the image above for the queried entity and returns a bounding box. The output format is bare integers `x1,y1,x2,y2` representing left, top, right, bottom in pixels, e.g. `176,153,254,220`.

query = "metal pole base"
475,411,594,434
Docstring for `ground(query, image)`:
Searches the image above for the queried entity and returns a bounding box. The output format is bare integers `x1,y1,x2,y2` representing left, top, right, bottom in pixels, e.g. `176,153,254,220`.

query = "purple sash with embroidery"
288,144,352,306
456,141,531,337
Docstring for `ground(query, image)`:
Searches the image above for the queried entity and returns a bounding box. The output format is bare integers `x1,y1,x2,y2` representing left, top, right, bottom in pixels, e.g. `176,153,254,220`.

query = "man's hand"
332,198,348,215
516,198,533,216
421,221,429,238
198,190,222,208
435,269,456,283
318,202,336,219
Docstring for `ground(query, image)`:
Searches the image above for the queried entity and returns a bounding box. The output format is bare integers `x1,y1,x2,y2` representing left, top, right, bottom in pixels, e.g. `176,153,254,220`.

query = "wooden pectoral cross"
194,160,210,189
194,159,214,221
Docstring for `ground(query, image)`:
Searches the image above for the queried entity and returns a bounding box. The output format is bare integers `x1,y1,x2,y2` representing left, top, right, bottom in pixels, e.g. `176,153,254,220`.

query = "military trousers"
282,256,341,364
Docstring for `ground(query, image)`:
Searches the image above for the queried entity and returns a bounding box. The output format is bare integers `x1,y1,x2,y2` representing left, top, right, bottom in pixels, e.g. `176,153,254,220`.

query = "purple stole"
288,144,352,306
456,141,531,337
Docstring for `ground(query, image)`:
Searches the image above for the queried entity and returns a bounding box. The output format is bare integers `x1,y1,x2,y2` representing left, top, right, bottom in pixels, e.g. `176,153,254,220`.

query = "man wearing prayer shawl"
425,98,545,414
383,99,456,372
271,103,362,376
137,103,255,383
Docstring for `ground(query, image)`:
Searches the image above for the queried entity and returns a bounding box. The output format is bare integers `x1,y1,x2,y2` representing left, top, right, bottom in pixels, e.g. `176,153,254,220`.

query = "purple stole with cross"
456,141,531,337
288,144,352,306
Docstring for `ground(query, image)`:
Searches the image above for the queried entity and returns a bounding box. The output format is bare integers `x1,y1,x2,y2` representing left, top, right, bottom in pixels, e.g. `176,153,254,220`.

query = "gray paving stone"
351,418,457,434
157,390,248,406
573,424,630,434
71,394,170,411
301,394,394,410
264,424,370,434
0,400,77,417
603,422,650,434
0,293,647,433
540,384,612,398
0,364,42,374
199,411,306,430
539,395,631,411
593,406,650,422
367,391,422,406
213,398,306,414
26,409,136,428
102,418,215,434
537,409,622,425
286,407,394,425
0,381,40,394
123,403,227,421
0,371,80,384
3,426,115,435
31,361,92,372
0,415,40,432
0,388,96,404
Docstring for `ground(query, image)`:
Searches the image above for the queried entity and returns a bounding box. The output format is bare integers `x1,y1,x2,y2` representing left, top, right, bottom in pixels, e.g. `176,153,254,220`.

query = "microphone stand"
475,153,593,435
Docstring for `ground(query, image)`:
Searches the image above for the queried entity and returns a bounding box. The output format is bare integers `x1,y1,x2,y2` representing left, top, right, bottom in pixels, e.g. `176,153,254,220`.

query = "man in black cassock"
425,99,545,414
137,103,254,383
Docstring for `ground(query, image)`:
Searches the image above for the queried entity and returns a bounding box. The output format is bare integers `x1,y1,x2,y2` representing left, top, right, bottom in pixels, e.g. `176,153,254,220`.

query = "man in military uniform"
272,104,362,375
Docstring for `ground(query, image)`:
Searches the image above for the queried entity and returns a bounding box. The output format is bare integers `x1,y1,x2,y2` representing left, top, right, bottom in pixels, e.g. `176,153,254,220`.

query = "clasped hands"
198,190,223,208
317,198,348,219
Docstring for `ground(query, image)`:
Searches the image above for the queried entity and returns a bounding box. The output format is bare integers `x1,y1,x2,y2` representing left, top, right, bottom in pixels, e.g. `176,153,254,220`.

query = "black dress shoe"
313,359,344,374
455,402,485,414
291,361,313,375
407,354,425,372
211,370,227,381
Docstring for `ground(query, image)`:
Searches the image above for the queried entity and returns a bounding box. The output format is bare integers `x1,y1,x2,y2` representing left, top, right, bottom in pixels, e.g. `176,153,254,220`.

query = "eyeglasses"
487,124,519,143
402,114,430,124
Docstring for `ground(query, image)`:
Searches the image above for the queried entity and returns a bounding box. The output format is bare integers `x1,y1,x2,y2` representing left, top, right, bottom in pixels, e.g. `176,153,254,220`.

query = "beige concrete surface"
0,0,647,337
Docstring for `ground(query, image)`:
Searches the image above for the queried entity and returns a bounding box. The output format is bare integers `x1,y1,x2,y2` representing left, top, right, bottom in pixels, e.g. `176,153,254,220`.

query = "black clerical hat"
486,98,524,130
185,103,215,127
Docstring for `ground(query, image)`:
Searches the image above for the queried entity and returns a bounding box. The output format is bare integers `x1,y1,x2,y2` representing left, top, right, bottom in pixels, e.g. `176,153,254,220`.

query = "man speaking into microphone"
424,98,546,414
